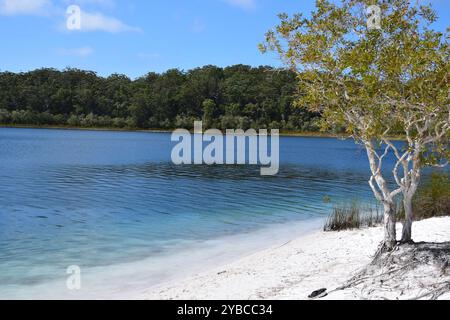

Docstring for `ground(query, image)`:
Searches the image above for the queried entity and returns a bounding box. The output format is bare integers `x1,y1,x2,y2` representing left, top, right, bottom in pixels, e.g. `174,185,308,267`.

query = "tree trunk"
401,195,414,243
382,201,397,250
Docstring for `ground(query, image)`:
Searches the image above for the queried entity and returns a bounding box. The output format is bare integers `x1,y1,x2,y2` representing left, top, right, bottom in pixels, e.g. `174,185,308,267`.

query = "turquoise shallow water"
0,127,399,298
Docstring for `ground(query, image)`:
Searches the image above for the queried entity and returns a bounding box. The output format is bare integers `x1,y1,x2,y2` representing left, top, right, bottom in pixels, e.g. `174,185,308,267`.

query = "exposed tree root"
373,240,399,261
333,241,450,300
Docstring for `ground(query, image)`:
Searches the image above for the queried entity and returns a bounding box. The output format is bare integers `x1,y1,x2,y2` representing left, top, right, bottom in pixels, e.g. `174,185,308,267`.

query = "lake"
0,127,394,299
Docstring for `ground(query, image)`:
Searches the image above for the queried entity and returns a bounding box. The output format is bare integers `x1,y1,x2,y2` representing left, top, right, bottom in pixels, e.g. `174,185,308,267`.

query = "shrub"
324,172,449,232
324,203,362,231
324,202,387,231
67,114,82,126
0,109,11,123
413,172,450,220
112,117,126,128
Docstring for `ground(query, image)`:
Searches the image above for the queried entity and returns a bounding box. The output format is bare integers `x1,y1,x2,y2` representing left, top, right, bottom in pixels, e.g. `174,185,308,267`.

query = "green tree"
261,0,449,249
202,99,216,128
0,65,316,132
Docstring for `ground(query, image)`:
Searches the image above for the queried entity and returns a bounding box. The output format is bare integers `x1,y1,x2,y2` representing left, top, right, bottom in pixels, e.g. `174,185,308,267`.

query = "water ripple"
0,128,400,292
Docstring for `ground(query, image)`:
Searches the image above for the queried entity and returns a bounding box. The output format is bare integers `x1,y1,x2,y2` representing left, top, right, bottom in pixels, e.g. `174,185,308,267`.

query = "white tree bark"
385,138,421,243
401,153,420,243
402,193,414,242
343,110,403,250
364,140,402,249
383,201,397,247
384,106,448,243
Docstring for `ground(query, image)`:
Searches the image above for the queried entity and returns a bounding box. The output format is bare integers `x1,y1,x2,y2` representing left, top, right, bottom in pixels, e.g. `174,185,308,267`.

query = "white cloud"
64,0,115,9
0,0,52,15
222,0,256,11
0,0,139,34
76,10,141,33
58,46,94,57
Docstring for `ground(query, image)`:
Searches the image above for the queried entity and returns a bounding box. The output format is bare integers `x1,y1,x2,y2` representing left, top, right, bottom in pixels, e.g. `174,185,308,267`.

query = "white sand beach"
138,217,450,300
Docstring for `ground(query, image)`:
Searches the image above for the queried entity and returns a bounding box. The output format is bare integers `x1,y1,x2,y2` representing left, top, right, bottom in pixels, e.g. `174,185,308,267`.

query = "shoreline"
0,124,336,138
0,125,406,140
137,216,450,300
0,217,325,300
1,215,448,300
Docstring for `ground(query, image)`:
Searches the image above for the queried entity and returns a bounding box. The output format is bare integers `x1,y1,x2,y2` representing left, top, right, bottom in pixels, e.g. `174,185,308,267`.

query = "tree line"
0,65,321,131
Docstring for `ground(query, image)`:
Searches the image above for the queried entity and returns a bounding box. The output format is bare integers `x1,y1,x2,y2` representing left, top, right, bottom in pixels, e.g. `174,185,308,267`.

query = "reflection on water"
0,128,396,298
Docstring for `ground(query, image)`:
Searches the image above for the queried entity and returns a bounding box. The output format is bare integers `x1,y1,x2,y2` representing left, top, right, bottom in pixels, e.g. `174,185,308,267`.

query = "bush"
0,109,11,123
413,172,450,220
324,202,384,231
67,114,82,126
175,115,198,129
112,117,126,128
158,118,172,129
53,114,67,125
220,115,238,130
125,117,138,128
325,173,450,232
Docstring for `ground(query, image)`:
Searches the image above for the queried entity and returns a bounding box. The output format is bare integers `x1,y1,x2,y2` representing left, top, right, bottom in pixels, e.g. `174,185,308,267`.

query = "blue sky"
0,0,448,79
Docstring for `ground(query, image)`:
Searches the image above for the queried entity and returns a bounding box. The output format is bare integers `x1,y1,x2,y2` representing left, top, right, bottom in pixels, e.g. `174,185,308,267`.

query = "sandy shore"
138,217,450,300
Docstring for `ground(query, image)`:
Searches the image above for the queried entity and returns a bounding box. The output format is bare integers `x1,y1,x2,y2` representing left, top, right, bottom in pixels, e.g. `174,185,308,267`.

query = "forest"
0,65,321,132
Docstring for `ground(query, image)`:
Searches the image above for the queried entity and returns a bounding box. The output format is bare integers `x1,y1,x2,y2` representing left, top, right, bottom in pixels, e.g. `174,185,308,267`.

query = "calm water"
0,127,395,298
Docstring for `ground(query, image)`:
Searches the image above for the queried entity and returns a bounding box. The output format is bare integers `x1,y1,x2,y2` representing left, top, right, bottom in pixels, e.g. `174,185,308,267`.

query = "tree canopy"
260,0,449,248
0,65,320,132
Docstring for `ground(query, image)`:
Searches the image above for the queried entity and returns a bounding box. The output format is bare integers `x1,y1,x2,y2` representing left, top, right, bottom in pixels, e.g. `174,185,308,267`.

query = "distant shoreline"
0,124,339,138
0,124,405,140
